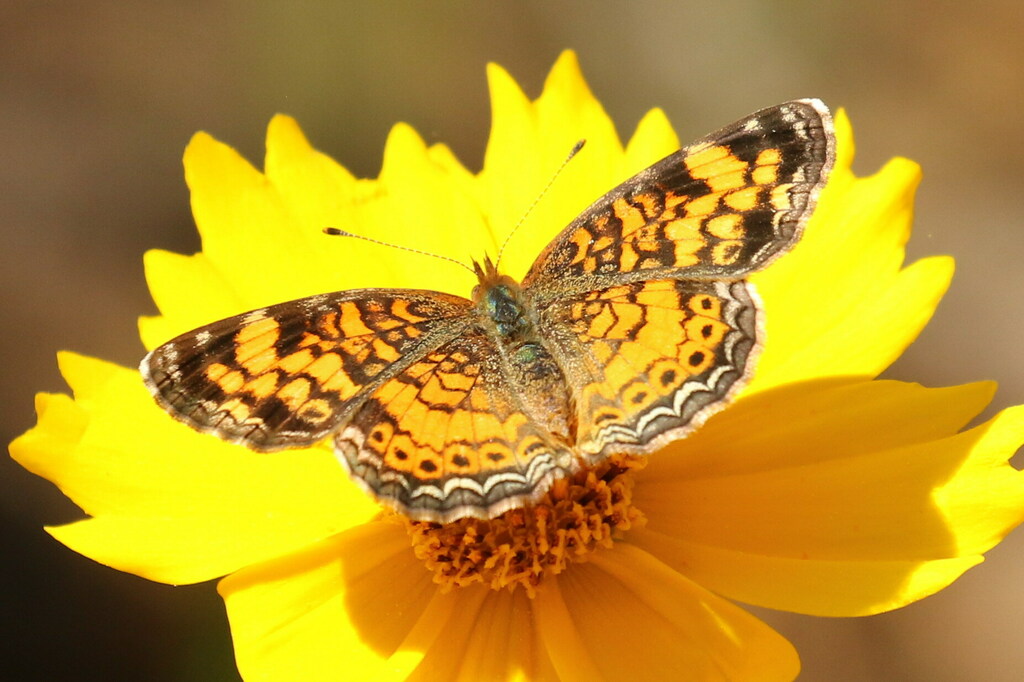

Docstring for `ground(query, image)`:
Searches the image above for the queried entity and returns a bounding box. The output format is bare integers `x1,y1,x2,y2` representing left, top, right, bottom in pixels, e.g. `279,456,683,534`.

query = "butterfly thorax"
471,256,575,444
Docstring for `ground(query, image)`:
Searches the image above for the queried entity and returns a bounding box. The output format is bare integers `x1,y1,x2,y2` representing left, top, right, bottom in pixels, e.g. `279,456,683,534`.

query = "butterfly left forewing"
141,289,472,451
523,99,834,300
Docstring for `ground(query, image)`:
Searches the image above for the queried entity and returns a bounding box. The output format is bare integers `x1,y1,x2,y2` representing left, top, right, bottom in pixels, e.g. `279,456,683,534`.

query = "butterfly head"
471,254,533,340
471,255,514,296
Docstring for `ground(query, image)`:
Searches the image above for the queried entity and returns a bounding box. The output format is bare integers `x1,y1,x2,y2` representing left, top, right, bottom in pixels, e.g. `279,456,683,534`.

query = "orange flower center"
400,454,646,597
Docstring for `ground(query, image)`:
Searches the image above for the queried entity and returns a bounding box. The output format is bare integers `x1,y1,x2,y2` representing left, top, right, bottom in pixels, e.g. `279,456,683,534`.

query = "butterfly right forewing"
141,289,473,451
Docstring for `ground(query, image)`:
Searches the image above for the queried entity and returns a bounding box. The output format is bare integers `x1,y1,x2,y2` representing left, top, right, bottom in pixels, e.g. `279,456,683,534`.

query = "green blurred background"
3,2,1023,680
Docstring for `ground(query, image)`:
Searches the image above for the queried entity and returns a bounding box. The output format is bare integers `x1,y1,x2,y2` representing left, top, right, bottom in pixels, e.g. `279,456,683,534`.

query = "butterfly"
142,99,835,523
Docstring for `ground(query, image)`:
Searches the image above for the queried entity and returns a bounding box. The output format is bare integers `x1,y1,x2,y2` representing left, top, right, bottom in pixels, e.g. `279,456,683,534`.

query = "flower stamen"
401,454,646,597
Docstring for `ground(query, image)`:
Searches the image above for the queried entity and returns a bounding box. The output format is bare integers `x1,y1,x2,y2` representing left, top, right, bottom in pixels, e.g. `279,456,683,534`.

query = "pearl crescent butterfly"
142,100,835,523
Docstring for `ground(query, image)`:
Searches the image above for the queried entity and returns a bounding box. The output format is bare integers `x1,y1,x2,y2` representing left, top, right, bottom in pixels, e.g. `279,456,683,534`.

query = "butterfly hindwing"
334,327,577,522
540,278,759,458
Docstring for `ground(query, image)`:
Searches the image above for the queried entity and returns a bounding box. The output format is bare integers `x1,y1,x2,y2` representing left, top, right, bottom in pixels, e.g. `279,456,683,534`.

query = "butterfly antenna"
323,227,476,275
494,139,586,269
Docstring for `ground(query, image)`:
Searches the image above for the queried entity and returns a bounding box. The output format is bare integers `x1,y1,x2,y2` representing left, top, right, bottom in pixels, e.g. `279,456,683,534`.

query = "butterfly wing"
526,100,834,459
522,99,834,300
334,327,577,523
141,289,473,451
539,278,758,459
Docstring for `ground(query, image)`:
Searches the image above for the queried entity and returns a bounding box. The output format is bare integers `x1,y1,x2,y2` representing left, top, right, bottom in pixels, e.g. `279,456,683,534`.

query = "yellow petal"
934,405,1024,554
11,392,86,475
363,122,488,294
482,51,626,281
535,51,622,172
388,585,474,679
481,59,542,254
220,521,430,682
629,529,981,617
58,348,122,399
264,114,357,224
755,255,953,389
11,353,373,584
185,130,307,308
139,249,243,346
535,544,799,681
623,107,679,175
753,111,949,387
647,379,995,480
401,586,549,682
262,114,386,296
48,512,348,586
633,381,1024,616
428,141,487,253
531,573,610,682
639,381,994,554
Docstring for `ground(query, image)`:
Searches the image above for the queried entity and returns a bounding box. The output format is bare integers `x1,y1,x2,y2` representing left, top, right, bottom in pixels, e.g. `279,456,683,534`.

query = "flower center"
400,454,646,597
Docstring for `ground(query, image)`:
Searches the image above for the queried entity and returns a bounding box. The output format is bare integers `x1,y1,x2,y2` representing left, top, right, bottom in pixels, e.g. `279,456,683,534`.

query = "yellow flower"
11,50,1024,680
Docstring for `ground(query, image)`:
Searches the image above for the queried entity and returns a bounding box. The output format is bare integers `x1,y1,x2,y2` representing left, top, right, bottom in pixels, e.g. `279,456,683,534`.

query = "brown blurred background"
3,2,1023,680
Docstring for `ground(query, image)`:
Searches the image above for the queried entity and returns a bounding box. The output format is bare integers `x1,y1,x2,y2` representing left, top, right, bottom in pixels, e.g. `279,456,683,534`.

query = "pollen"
400,454,646,597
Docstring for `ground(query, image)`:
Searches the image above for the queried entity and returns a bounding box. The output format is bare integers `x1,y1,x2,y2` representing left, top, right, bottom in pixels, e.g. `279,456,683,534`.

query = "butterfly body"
475,260,579,450
143,100,835,522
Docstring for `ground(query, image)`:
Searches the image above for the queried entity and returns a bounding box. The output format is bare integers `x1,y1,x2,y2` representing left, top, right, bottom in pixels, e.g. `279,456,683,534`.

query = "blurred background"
3,2,1023,680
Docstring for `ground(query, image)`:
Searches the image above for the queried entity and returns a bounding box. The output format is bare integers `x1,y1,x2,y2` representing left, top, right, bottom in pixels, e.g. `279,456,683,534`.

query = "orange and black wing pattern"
523,99,834,299
541,278,759,459
529,100,834,458
335,327,577,523
141,290,471,451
